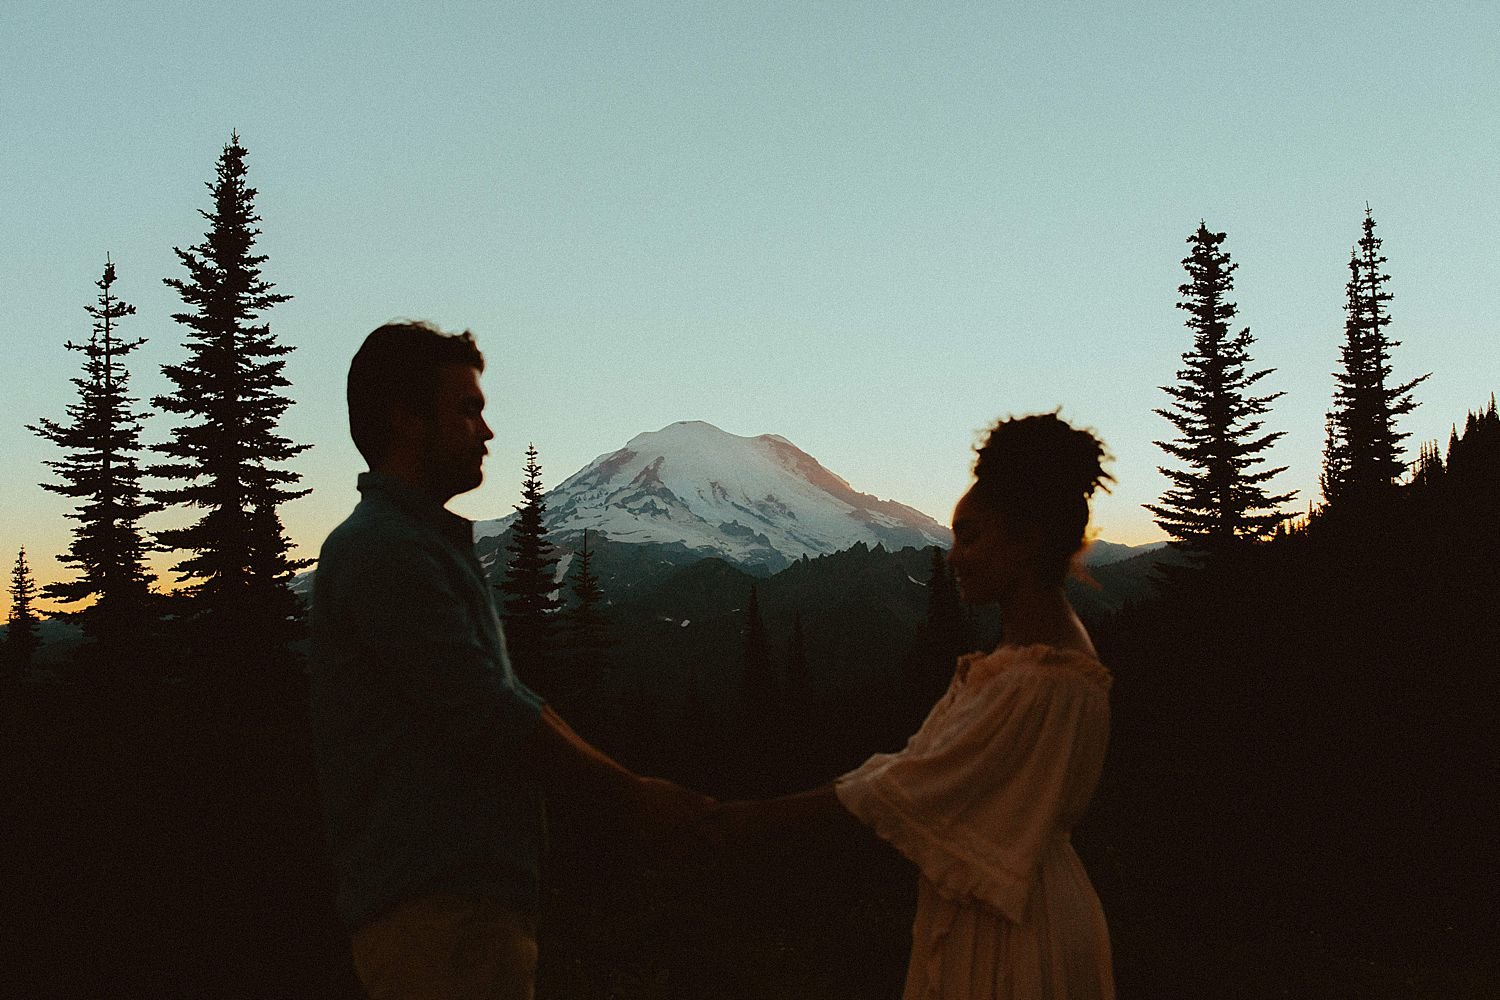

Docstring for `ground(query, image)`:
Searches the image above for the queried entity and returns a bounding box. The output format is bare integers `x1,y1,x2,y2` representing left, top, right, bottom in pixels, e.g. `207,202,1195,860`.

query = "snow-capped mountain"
478,421,951,572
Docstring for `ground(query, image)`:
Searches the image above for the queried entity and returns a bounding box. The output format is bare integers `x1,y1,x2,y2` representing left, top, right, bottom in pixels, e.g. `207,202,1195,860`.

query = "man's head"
348,321,493,501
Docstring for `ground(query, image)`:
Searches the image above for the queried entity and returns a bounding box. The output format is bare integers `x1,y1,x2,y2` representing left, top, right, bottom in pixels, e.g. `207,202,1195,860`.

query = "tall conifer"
904,546,969,707
500,444,562,685
742,583,777,711
1148,222,1294,550
27,257,157,659
151,133,308,668
560,529,613,703
1321,208,1431,508
786,611,808,695
6,548,42,670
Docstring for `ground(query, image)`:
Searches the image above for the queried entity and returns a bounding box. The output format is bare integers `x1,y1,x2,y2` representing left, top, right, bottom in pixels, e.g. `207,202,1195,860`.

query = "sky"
3,3,1497,615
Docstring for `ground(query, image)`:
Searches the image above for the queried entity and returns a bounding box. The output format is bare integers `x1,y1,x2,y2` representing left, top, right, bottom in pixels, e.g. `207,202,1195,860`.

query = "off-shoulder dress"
835,644,1114,1000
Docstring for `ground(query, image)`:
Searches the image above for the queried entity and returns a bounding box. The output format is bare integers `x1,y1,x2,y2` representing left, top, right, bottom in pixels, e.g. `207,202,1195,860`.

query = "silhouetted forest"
6,404,1496,997
3,136,1495,997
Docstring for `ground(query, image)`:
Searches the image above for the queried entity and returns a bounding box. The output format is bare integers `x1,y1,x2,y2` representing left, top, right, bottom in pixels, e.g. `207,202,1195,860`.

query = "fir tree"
6,548,42,670
1147,222,1294,550
786,610,809,695
1321,208,1431,508
560,529,613,703
1409,440,1444,492
904,546,969,707
499,444,562,686
150,132,309,667
742,583,777,712
1445,397,1500,491
27,257,157,659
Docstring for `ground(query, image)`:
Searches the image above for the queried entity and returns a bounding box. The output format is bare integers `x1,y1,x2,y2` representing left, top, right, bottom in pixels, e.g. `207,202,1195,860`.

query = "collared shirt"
310,472,546,930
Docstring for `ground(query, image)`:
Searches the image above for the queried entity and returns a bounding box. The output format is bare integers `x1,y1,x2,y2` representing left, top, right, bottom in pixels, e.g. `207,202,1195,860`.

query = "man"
310,321,708,1000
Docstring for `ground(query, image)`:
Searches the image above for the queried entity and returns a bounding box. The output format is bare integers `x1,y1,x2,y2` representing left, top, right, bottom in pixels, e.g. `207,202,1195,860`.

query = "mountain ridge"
478,420,952,573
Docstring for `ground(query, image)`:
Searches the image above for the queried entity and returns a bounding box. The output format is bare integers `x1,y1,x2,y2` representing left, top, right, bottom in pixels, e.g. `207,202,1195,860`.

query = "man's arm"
529,705,714,840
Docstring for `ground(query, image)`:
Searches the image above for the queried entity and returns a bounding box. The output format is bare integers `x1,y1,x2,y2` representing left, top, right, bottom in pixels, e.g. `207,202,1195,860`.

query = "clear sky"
3,3,1497,615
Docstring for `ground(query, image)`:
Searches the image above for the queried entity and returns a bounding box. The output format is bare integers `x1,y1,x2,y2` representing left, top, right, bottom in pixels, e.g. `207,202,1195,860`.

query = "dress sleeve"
835,660,1109,923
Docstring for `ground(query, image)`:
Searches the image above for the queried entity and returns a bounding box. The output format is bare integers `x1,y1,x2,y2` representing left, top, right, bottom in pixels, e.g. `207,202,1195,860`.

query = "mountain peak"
482,422,951,572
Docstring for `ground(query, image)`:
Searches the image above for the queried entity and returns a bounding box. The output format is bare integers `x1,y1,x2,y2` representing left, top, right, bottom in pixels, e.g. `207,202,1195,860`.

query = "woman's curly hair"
970,412,1113,584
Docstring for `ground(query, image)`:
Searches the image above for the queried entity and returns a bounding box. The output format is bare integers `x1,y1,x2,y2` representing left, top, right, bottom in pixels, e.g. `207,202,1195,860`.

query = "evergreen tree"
6,548,42,670
924,546,966,648
1147,222,1294,550
560,529,613,703
1321,208,1431,508
1409,440,1445,493
1445,397,1500,491
786,610,809,695
26,257,157,660
150,132,308,668
904,546,970,708
742,583,777,712
499,444,562,686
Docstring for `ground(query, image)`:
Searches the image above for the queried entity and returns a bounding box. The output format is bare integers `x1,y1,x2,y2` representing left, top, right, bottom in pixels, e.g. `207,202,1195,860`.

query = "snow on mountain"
478,421,951,571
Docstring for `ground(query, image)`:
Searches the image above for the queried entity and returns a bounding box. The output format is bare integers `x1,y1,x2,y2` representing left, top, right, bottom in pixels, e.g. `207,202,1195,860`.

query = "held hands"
626,776,716,854
696,799,768,848
620,785,845,858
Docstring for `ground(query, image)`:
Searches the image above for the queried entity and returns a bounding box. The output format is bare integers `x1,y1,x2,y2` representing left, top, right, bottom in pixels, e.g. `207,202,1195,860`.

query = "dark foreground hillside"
5,414,1497,997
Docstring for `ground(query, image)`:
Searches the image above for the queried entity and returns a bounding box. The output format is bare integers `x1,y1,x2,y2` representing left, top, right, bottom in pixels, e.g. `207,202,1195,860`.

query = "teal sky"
4,3,1497,613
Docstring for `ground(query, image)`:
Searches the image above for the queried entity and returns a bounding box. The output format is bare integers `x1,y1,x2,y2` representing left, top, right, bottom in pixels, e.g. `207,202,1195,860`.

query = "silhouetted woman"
708,413,1116,999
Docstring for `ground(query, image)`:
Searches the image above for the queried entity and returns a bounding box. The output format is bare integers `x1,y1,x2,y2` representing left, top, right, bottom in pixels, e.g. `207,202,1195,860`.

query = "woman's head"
949,413,1111,600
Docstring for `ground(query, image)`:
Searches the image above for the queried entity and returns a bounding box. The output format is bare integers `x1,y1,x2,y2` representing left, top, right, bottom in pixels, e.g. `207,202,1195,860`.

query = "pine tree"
1409,440,1445,492
560,529,613,703
6,548,42,670
1445,397,1500,491
786,610,808,695
742,583,777,712
1321,208,1431,508
1147,222,1294,550
27,257,157,659
150,132,309,668
499,444,562,687
904,546,970,707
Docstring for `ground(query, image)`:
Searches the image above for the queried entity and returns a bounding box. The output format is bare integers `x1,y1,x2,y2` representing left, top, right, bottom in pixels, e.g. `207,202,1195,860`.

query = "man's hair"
347,321,485,464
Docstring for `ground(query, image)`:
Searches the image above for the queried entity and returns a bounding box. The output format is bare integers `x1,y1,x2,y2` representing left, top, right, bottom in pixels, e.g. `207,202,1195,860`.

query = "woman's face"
947,487,1034,605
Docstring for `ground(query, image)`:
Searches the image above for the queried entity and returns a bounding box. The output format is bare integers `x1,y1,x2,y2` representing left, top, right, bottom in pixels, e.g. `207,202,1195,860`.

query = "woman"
708,413,1116,999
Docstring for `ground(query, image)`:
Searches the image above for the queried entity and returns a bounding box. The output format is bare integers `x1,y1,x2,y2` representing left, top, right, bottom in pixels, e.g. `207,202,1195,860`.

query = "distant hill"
517,538,1172,716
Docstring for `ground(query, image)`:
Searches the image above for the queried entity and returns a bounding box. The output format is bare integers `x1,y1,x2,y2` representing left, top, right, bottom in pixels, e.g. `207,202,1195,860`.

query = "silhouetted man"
310,321,708,1000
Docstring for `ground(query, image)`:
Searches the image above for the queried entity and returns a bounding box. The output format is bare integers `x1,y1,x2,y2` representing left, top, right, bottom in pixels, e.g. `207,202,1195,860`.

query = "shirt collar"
357,471,474,548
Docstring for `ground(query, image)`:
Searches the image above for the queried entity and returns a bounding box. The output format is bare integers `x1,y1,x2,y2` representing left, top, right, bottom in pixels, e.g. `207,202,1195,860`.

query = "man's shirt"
310,472,546,930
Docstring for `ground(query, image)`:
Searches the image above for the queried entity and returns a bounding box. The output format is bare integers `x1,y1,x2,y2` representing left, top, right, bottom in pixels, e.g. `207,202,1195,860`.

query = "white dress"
835,644,1114,1000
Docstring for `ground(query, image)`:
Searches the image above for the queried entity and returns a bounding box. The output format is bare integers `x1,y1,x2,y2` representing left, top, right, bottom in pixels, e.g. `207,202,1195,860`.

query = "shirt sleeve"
835,663,1109,923
330,534,545,764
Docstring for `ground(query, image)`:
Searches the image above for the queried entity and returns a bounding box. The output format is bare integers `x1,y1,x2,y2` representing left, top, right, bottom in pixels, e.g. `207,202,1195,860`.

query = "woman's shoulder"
962,642,1112,693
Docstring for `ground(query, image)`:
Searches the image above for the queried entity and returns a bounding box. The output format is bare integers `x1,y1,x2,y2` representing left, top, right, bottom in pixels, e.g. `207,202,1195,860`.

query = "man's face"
417,363,493,501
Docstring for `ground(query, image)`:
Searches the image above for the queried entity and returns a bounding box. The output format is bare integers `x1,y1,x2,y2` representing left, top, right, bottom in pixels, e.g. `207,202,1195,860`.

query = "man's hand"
696,799,765,848
628,776,715,851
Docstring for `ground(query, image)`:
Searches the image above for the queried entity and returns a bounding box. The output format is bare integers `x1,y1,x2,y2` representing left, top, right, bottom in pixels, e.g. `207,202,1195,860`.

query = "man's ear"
387,403,426,451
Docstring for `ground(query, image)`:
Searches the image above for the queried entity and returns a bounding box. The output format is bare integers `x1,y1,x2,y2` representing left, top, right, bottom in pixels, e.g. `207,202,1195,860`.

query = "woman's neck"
997,581,1095,656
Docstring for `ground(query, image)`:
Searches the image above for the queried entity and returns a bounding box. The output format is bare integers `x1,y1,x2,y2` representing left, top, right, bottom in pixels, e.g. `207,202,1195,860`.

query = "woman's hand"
698,799,767,847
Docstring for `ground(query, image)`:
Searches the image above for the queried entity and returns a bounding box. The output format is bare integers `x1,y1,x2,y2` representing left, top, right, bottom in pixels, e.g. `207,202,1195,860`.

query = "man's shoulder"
319,495,433,571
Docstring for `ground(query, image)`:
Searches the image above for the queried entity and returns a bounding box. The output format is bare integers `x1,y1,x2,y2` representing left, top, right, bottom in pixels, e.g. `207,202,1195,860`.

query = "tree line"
5,134,304,700
0,134,1467,695
4,132,1494,999
1148,209,1433,555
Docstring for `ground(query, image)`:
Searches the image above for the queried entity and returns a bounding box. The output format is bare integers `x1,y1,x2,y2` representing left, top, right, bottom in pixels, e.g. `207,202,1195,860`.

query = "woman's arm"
707,784,866,845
